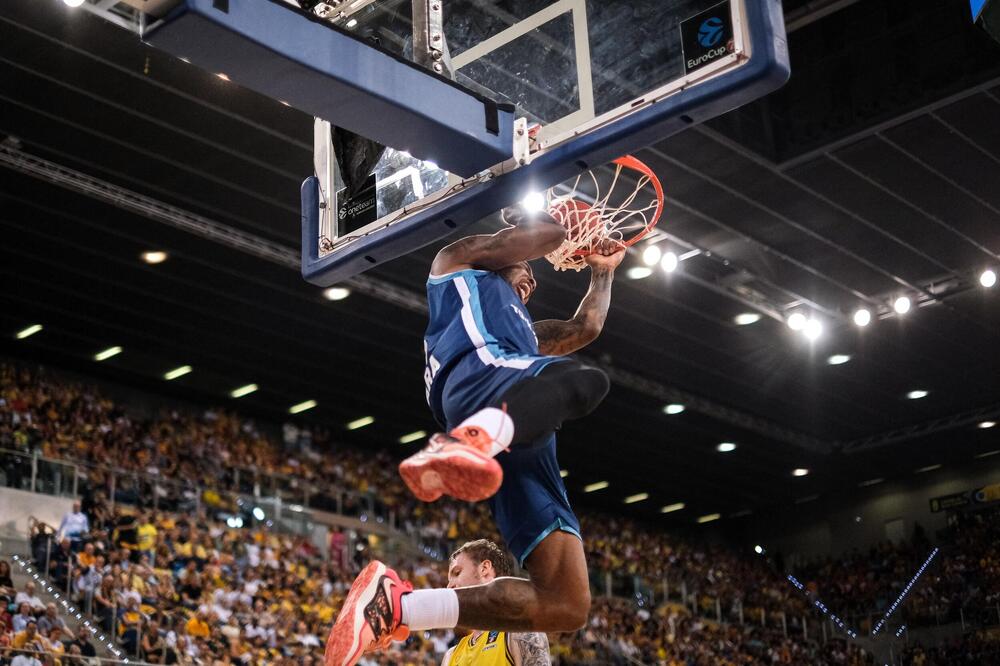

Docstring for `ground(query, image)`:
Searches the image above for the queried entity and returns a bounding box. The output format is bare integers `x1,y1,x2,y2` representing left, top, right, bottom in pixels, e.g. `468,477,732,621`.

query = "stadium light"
662,403,685,415
696,513,721,524
94,346,123,362
398,430,426,444
980,269,997,288
63,0,85,7
734,313,761,326
252,507,266,520
978,421,996,429
627,266,652,280
346,415,374,430
323,287,351,301
520,191,546,213
641,244,662,267
853,308,872,327
906,390,928,400
230,384,258,398
141,251,168,265
289,399,318,414
660,502,685,514
915,464,941,474
716,442,737,453
16,324,43,340
893,296,911,314
584,481,609,493
164,365,192,381
827,354,850,365
660,251,679,273
754,545,764,555
803,318,823,341
559,469,569,478
792,468,809,477
786,312,806,331
624,493,649,504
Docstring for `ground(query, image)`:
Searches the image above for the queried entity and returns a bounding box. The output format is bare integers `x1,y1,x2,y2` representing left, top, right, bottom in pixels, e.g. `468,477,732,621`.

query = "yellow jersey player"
442,540,550,666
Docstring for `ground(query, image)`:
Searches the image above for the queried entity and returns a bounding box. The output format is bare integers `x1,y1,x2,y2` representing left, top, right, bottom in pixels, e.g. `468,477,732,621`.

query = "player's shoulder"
506,631,550,666
427,267,494,283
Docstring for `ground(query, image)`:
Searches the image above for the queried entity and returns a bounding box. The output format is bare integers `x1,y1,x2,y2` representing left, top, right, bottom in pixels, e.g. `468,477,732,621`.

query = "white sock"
400,588,459,630
456,407,515,457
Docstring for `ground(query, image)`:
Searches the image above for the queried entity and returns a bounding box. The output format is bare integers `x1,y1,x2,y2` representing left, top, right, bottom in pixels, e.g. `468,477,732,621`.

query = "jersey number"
423,342,441,402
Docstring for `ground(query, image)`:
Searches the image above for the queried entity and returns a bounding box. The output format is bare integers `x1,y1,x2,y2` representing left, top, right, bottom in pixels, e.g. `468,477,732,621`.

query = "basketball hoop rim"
557,155,664,257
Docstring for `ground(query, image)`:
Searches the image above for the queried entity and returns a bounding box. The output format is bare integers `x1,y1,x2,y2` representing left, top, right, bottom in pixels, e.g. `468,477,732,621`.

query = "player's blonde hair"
450,539,512,577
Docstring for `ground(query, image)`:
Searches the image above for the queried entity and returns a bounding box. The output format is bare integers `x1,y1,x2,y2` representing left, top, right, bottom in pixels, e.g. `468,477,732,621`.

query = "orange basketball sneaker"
398,426,504,502
325,561,412,666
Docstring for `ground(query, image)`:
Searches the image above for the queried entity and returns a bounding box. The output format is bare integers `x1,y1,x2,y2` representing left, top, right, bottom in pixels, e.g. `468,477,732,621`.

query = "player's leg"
325,534,588,665
467,360,610,448
399,360,608,502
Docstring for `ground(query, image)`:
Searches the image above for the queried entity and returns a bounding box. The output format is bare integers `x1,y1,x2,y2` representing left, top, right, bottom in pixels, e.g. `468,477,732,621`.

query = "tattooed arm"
534,241,625,356
431,208,566,275
507,631,551,666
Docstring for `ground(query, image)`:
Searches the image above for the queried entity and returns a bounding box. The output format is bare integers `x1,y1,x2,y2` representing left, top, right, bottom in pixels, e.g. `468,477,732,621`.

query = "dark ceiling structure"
3,0,1000,528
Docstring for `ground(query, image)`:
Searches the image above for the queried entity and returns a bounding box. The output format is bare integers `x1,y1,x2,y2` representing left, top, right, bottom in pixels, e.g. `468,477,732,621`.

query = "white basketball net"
544,162,660,272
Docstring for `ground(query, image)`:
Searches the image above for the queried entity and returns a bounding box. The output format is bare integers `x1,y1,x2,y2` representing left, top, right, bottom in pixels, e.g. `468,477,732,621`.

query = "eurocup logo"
698,17,724,47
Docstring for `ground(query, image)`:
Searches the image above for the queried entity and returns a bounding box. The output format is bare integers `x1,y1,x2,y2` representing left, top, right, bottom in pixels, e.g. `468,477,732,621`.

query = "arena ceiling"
2,0,1000,528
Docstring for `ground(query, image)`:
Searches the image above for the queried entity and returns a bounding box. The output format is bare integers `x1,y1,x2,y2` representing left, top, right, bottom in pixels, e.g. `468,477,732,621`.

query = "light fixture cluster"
626,241,684,280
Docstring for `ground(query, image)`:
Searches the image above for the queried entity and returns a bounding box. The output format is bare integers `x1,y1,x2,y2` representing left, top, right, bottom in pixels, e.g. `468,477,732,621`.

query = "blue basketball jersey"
423,269,541,409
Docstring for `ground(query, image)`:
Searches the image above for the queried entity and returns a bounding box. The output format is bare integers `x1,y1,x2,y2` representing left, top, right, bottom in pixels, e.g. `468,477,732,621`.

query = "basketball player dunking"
326,207,624,665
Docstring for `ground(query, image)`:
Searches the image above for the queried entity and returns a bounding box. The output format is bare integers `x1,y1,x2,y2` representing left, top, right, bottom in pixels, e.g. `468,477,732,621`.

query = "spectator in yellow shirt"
185,610,211,639
137,512,158,564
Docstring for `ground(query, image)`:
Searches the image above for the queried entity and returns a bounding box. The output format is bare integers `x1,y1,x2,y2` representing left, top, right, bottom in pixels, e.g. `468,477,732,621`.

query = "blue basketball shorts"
431,352,582,567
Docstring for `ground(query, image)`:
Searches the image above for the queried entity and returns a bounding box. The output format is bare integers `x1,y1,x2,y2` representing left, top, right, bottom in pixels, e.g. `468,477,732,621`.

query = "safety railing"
0,447,78,497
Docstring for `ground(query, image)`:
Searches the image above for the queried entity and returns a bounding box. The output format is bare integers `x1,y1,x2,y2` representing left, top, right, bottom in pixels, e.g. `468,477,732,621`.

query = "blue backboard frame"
302,0,789,286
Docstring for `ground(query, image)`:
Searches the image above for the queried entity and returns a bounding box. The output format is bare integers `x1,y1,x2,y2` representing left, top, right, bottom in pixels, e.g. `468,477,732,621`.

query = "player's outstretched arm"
508,631,551,666
534,240,625,356
431,207,566,275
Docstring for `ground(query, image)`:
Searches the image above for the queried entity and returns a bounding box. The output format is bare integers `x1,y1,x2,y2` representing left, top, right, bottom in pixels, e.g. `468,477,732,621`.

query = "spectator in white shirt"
15,582,45,612
11,648,43,666
58,501,89,543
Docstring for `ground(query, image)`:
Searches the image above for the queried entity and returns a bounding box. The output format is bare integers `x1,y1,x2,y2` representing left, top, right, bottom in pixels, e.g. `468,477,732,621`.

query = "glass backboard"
302,0,788,283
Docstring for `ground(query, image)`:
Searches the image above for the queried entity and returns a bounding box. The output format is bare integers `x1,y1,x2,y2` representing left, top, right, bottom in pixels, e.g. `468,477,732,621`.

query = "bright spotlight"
627,266,653,280
978,421,996,429
853,308,872,327
893,296,911,314
663,403,685,415
754,545,764,555
63,0,85,6
734,313,761,326
827,354,851,365
786,312,806,331
141,251,168,265
803,318,823,341
641,244,662,267
792,468,810,477
521,191,546,213
252,507,265,521
906,390,929,400
716,442,737,453
323,287,351,301
660,251,678,273
980,269,997,288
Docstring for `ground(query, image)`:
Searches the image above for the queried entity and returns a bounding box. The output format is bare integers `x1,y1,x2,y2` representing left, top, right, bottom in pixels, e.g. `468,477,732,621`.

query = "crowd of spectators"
2,362,999,665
